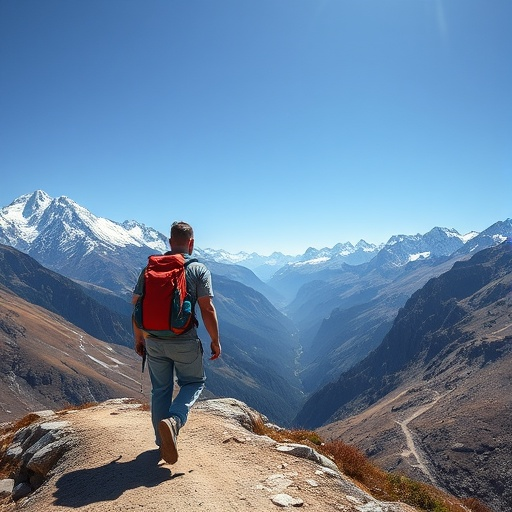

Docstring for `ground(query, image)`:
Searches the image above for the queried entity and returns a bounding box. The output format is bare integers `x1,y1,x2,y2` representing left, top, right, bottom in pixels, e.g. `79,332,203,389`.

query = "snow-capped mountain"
290,240,381,268
368,226,478,269
199,240,381,280
0,190,167,254
199,248,299,274
0,191,168,296
453,219,512,257
1,190,510,298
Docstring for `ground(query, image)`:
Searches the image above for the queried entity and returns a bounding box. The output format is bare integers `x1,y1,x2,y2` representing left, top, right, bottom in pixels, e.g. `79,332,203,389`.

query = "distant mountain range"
0,190,490,288
1,190,512,511
301,241,512,512
1,190,511,392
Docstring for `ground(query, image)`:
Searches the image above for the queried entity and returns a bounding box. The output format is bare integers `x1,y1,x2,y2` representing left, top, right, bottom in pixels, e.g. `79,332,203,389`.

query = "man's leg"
168,339,206,428
145,339,175,446
157,339,205,464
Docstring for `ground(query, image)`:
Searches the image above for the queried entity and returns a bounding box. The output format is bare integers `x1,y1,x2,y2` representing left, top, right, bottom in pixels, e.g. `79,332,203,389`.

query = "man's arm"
131,294,146,357
197,296,221,360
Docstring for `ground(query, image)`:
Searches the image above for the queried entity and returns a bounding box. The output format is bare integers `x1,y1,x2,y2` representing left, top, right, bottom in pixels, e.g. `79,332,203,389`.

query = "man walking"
132,221,221,464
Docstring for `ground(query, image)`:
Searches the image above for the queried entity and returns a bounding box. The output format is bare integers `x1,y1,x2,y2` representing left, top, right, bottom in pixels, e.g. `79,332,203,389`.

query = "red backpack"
133,254,197,334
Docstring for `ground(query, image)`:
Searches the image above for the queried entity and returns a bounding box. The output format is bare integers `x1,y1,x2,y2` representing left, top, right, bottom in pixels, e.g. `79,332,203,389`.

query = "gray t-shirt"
133,253,213,339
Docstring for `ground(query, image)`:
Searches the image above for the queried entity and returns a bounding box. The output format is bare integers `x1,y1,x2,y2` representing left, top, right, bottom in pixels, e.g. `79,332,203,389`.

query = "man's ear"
188,238,194,255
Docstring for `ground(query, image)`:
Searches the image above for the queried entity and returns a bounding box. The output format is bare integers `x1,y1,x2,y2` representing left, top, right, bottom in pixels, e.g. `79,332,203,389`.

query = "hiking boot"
158,417,179,464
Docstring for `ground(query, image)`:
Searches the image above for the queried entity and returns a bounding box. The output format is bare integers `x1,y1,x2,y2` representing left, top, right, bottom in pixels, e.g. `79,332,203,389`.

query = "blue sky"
1,1,510,255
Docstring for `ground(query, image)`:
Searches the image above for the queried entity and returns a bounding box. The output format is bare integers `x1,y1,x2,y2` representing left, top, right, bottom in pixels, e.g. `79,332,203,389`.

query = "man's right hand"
210,339,221,360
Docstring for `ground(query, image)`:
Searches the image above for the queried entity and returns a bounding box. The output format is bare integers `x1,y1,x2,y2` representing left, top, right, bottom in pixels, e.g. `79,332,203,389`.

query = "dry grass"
56,401,98,415
0,413,43,478
255,423,492,512
460,498,495,512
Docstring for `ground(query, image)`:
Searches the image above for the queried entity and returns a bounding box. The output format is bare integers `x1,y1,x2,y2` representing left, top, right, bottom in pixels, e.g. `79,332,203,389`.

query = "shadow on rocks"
52,450,173,506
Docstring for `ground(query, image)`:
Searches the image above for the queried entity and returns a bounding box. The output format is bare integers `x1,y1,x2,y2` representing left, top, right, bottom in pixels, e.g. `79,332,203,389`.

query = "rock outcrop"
1,409,76,502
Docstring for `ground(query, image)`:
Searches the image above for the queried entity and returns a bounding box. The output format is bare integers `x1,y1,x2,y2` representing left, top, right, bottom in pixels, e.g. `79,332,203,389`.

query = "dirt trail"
4,399,418,512
396,390,453,487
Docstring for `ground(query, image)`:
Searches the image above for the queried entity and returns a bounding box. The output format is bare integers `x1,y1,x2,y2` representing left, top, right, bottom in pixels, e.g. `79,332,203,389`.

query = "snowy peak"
453,219,512,256
0,191,167,255
354,239,376,251
0,190,52,245
122,220,168,251
21,189,53,222
289,240,381,269
0,191,173,295
375,226,475,267
1,191,510,285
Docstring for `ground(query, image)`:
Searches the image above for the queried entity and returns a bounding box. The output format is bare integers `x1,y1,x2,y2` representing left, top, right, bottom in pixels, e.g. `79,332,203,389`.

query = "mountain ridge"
0,244,302,426
1,190,489,285
0,244,132,347
296,241,512,512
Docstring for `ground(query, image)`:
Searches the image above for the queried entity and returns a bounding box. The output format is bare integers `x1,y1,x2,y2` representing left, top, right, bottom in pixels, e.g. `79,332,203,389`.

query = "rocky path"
1,398,418,512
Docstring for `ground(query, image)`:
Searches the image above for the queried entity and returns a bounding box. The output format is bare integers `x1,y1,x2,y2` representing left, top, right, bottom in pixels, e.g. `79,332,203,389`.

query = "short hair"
170,221,194,244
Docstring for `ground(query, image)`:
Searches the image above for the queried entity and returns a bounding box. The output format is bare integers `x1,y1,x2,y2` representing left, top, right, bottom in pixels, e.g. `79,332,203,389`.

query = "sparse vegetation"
461,498,494,512
0,413,42,478
56,401,98,414
0,403,494,512
0,403,101,480
254,422,492,512
120,397,151,411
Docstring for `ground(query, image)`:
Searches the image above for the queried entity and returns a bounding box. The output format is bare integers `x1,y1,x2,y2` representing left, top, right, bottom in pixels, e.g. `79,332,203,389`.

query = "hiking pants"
145,337,206,445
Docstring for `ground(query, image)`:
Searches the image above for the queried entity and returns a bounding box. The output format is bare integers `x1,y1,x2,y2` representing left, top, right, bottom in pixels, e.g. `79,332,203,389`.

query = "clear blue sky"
1,0,510,255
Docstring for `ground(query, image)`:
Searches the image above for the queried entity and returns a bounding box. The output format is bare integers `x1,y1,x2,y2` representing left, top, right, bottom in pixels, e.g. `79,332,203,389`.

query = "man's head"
169,221,194,254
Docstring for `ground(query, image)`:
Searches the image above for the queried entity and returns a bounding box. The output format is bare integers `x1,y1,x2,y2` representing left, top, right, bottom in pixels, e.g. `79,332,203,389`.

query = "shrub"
257,425,491,512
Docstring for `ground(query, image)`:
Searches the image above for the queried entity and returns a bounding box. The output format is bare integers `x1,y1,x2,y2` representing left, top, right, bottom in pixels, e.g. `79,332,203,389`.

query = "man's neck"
169,248,190,255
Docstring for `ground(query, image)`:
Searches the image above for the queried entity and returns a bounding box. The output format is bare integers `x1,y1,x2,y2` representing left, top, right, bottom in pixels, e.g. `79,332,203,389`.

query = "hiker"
132,221,221,464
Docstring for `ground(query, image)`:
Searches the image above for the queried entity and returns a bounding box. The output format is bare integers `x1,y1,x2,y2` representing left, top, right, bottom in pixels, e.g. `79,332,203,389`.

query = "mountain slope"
199,259,285,307
0,244,303,426
0,287,143,422
202,275,302,426
295,241,512,426
286,223,511,391
295,241,512,512
0,244,133,347
292,255,472,391
0,191,167,297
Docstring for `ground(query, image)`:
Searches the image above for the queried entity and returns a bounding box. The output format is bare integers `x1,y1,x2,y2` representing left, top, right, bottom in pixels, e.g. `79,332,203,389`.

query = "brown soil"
1,399,417,512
